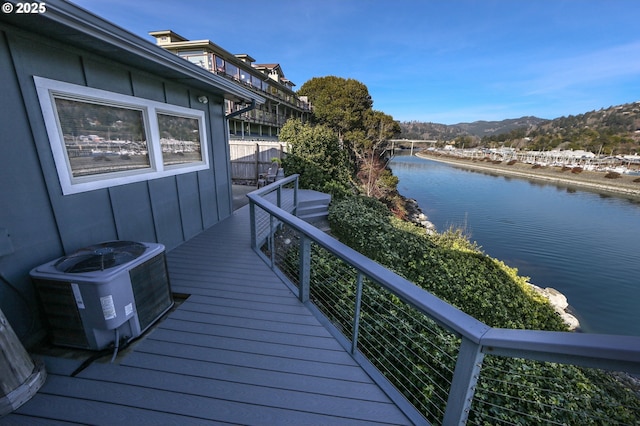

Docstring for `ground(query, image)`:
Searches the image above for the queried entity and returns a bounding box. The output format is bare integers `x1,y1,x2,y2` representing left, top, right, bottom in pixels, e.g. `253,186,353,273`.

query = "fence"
229,140,287,183
247,175,640,425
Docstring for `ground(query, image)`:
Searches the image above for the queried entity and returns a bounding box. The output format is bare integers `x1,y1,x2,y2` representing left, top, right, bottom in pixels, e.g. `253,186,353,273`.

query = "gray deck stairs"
296,189,331,226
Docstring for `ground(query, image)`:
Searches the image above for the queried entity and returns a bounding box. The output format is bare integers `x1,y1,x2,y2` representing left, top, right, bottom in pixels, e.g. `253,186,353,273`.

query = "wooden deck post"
0,307,46,417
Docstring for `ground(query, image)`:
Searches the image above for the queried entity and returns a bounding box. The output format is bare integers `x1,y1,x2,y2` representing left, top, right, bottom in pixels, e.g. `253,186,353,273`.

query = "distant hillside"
458,116,549,137
399,102,640,154
399,116,548,140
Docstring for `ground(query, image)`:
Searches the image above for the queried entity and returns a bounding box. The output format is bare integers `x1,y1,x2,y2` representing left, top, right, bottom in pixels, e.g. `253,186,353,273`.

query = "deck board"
1,205,414,425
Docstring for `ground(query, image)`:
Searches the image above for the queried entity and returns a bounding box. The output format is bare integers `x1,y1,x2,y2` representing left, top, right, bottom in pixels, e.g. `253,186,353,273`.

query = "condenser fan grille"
54,241,147,273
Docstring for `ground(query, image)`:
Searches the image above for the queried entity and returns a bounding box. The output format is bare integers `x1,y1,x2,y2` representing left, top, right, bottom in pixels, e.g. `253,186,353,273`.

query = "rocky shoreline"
405,196,581,330
399,153,597,331
529,285,581,331
405,197,436,233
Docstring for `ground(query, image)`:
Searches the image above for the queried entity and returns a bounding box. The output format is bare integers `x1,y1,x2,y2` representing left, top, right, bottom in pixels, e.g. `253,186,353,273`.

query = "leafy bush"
328,196,565,330
324,196,639,424
279,119,353,198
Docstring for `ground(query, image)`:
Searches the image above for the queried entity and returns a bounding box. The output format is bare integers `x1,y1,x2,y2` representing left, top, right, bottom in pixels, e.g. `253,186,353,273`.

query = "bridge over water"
389,139,438,155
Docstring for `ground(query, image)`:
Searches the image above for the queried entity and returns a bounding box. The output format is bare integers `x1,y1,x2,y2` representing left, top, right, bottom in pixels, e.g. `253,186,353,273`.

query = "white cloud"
523,41,640,95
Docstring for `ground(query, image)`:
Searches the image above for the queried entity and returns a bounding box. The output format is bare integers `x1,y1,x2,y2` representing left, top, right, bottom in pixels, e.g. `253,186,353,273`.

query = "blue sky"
70,0,640,124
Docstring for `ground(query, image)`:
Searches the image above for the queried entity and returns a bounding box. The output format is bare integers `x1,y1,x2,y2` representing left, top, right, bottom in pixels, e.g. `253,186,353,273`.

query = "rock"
543,287,568,310
530,284,581,331
404,198,436,233
559,311,581,331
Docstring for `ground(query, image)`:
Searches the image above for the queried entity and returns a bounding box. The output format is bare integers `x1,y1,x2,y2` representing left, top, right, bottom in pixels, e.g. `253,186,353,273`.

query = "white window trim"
34,76,210,195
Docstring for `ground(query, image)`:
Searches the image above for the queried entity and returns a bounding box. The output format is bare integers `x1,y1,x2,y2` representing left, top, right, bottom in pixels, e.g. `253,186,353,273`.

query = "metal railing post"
293,177,299,215
246,174,640,424
298,235,311,303
276,184,282,208
268,214,275,268
351,272,364,354
442,337,485,425
249,201,256,249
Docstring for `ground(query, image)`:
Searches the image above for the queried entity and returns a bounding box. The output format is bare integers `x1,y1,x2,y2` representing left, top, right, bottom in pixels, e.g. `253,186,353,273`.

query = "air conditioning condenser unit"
30,241,174,351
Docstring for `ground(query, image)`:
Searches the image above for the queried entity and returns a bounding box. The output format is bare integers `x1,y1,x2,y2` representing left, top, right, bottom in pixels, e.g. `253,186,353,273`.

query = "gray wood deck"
2,206,413,425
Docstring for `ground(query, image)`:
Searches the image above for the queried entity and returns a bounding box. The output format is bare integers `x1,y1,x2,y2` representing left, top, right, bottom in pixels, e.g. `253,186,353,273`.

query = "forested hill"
399,101,640,154
399,116,547,139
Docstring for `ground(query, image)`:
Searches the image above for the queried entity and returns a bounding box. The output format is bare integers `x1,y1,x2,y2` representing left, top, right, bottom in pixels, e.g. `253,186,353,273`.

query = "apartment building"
150,30,311,139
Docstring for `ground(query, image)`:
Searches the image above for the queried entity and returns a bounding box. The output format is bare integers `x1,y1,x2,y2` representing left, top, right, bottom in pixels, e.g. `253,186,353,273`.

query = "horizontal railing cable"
248,177,640,425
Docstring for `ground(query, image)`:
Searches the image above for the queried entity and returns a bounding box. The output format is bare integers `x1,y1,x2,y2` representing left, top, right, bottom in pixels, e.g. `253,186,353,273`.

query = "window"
157,112,203,167
53,97,151,177
184,54,209,69
225,63,239,80
214,56,225,73
251,75,262,90
34,76,209,195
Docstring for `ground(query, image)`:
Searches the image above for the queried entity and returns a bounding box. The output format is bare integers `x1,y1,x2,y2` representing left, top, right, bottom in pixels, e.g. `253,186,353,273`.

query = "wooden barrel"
0,307,46,417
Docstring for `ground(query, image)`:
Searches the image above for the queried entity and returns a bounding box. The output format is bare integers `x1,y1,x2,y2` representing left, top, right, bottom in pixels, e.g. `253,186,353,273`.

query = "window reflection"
157,113,203,166
54,97,150,177
225,63,239,79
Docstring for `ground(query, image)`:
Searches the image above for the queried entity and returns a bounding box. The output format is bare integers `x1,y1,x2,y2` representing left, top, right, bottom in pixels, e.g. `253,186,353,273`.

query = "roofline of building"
148,30,299,93
1,0,265,105
148,29,188,42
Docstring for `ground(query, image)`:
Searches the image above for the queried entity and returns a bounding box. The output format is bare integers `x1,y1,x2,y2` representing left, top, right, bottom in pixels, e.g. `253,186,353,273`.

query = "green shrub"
328,196,565,330
279,119,354,198
324,196,639,424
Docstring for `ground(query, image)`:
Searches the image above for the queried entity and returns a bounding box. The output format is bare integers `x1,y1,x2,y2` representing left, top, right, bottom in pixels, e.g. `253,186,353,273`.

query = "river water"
390,154,640,337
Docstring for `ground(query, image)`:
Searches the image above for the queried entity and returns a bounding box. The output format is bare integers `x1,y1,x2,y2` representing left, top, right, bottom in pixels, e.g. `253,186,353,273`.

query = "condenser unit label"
71,283,85,309
100,295,116,320
124,303,133,316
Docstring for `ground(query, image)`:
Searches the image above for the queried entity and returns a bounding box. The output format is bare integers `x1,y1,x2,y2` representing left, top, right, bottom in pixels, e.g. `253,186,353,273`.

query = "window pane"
54,98,150,177
184,54,208,69
157,113,203,166
225,63,239,79
215,56,225,73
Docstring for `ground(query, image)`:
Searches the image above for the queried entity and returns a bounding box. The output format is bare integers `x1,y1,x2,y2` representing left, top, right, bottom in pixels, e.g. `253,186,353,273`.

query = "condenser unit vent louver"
30,241,173,351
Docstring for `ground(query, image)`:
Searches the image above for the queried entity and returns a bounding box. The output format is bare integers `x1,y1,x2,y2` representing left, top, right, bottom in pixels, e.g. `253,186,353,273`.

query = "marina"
422,147,640,175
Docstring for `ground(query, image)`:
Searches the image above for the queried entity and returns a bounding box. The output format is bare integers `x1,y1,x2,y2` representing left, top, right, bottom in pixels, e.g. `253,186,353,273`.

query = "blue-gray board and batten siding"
0,18,232,342
1,206,413,425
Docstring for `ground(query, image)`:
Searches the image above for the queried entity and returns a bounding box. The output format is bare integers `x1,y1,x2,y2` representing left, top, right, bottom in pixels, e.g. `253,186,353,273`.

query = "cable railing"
247,175,640,425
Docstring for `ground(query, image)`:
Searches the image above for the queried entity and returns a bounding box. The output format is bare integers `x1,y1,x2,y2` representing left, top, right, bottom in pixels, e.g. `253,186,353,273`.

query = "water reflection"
390,155,640,336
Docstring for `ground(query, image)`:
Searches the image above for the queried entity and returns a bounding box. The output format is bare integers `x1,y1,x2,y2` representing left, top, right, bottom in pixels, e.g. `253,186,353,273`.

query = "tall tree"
298,76,373,142
297,76,402,201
